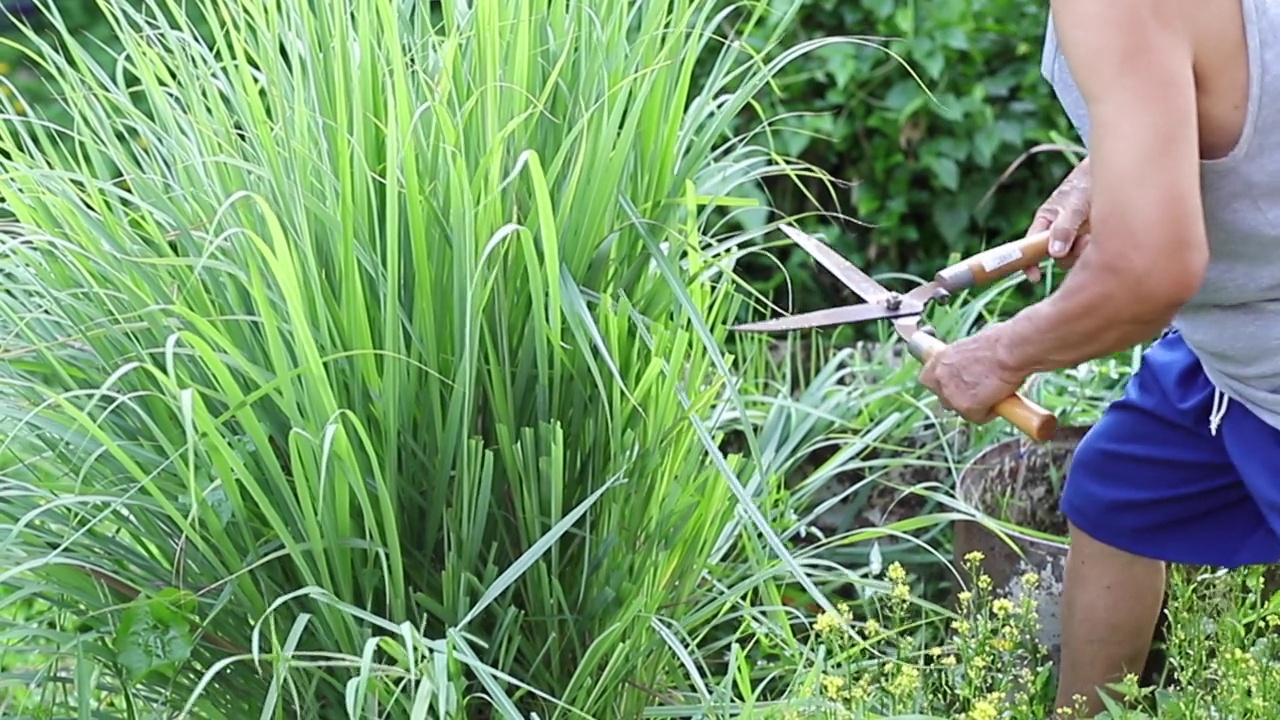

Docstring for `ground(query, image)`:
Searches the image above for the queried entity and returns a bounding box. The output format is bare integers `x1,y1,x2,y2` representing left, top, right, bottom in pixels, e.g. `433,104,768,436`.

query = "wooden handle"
906,332,1059,443
991,394,1059,443
934,230,1052,290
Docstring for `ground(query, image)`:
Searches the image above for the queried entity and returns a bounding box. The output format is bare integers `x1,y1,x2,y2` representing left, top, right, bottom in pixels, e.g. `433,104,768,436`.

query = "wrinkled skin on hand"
917,325,1028,424
923,157,1089,421
1024,157,1092,283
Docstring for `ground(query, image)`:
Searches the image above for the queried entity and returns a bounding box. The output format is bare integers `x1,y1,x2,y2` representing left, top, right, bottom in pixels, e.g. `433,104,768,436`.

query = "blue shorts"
1061,330,1280,568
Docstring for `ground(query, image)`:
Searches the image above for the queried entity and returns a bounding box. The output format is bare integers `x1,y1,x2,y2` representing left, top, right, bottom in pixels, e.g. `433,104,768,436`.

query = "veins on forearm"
993,258,1178,375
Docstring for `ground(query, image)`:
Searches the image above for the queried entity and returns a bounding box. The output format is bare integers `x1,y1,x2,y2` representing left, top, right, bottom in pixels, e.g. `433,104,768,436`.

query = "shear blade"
780,224,892,303
731,301,923,333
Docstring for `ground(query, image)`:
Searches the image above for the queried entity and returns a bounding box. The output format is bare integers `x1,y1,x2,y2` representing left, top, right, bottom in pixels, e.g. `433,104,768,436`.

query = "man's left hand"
917,326,1029,424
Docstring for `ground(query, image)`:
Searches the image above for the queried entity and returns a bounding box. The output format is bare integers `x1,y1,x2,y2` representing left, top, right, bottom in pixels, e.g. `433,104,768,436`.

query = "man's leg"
1053,331,1280,717
1054,523,1165,716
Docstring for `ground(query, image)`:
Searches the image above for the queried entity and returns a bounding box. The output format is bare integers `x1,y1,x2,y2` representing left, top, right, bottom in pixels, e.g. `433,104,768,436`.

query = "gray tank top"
1041,0,1280,433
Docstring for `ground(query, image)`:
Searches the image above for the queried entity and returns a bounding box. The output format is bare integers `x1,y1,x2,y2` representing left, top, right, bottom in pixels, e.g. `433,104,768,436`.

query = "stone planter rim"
955,425,1093,552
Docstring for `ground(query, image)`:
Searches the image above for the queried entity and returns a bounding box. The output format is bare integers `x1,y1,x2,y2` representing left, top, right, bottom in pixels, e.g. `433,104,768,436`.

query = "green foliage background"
702,0,1081,314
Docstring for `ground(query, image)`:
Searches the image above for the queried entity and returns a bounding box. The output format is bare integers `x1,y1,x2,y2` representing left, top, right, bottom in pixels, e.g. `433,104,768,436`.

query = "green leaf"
113,598,195,682
926,155,960,191
883,79,923,111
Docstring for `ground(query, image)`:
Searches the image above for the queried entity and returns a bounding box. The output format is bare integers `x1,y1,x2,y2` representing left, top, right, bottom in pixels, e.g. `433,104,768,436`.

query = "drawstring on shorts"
1209,387,1230,437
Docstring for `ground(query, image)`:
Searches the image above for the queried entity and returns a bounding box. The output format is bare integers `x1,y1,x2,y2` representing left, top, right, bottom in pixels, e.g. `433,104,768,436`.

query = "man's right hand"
1024,157,1092,283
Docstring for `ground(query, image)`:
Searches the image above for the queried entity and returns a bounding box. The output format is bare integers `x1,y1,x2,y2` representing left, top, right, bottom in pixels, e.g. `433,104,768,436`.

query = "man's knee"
1065,520,1167,569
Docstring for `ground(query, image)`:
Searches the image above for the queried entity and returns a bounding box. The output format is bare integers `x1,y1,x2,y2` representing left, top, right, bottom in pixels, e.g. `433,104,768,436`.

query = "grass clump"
0,0,1271,718
0,0,877,716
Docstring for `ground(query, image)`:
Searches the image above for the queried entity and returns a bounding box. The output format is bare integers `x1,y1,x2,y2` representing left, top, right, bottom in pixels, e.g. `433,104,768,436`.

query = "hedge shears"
731,224,1059,442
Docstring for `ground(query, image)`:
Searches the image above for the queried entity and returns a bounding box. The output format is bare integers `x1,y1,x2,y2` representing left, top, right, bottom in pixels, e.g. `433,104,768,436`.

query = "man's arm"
993,0,1210,375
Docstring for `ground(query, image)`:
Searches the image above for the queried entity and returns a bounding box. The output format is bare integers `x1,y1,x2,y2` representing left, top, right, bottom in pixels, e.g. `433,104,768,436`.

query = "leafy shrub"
0,0,850,716
703,0,1081,313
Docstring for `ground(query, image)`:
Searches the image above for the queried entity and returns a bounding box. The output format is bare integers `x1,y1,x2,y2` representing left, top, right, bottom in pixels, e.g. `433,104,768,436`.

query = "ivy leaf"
931,201,971,247
113,595,195,682
972,126,1003,166
938,26,970,51
883,79,922,113
925,155,960,191
864,0,896,20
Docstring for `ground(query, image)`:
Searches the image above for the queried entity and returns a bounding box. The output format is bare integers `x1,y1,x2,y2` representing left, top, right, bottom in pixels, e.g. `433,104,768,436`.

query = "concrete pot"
954,428,1081,664
952,426,1167,684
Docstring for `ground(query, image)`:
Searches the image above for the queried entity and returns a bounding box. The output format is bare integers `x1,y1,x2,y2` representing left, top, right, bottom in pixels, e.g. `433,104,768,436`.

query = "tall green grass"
0,0,891,716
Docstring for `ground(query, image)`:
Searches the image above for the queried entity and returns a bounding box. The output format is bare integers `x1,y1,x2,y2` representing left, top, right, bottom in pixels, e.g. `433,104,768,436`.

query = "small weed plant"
777,551,1061,719
772,553,1280,719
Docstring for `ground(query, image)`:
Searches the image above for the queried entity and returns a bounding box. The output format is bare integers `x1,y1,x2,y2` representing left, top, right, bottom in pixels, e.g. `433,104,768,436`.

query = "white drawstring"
1209,387,1230,437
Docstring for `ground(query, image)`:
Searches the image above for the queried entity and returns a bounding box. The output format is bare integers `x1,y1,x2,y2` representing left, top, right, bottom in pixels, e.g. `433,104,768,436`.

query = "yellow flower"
0,62,10,74
887,562,908,582
815,610,842,635
966,699,998,720
951,619,971,635
891,582,911,600
1020,571,1040,588
886,664,921,698
941,654,957,666
991,598,1015,616
864,618,881,636
815,602,853,635
957,590,973,605
820,674,845,699
964,550,985,564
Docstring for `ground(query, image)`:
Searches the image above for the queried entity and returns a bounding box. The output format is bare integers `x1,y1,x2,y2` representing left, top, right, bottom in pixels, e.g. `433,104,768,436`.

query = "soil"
957,428,1090,538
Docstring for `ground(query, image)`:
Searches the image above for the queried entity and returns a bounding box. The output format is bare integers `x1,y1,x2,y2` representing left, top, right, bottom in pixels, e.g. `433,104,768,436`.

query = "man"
918,0,1280,715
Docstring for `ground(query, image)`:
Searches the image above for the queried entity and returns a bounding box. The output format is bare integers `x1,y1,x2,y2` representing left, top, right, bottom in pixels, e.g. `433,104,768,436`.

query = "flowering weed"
776,551,1061,719
773,554,1280,719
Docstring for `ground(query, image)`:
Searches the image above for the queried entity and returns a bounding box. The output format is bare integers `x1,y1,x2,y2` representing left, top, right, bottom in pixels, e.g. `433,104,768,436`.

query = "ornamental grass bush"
0,0,876,715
